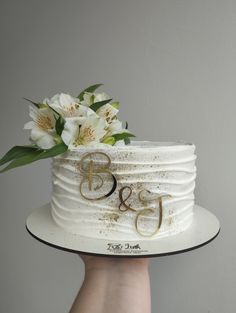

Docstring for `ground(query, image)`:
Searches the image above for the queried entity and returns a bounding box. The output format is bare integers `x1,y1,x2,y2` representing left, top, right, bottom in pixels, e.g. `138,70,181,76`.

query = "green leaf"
111,102,120,109
33,142,68,161
55,116,65,136
124,137,131,145
23,98,49,109
0,150,42,173
23,98,40,108
124,122,130,144
112,132,135,142
0,143,68,173
90,99,112,112
77,83,103,100
0,145,39,167
102,136,116,145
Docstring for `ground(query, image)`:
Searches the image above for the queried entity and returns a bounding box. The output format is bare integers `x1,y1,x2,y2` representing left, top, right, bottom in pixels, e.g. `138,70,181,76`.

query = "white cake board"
26,204,220,258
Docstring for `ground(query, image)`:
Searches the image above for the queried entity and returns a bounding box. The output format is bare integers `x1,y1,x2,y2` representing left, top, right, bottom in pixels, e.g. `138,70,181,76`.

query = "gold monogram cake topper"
119,187,170,237
78,152,117,200
78,152,171,237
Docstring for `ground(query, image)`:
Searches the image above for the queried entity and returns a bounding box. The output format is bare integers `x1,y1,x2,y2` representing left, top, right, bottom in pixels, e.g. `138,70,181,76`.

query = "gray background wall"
0,0,235,312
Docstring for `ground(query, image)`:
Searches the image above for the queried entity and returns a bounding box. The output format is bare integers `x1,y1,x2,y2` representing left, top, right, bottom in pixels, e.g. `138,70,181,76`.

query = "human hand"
79,253,150,274
69,254,151,313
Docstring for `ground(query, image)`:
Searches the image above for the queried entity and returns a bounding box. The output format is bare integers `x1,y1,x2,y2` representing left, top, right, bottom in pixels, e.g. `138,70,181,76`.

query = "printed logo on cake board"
106,242,148,255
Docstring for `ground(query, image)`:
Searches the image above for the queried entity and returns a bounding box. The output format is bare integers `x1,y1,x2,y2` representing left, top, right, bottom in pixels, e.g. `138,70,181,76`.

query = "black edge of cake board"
25,225,220,258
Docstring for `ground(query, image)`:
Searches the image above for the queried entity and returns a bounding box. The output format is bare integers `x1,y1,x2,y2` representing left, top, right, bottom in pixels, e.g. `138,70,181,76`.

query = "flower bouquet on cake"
0,84,134,173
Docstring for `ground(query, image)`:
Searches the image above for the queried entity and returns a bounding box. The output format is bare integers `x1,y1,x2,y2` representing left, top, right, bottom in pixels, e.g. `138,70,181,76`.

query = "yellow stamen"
73,126,96,146
64,104,79,117
37,115,53,130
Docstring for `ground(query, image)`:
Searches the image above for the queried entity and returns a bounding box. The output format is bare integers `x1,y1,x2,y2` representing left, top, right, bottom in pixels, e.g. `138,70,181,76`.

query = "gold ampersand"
118,186,137,212
78,152,117,200
119,187,170,237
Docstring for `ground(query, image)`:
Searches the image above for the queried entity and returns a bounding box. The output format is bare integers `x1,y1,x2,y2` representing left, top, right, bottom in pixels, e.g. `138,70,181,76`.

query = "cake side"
50,141,197,240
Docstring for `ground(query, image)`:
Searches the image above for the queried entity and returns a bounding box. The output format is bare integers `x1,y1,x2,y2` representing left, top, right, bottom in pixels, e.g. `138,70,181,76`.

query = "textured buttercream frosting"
50,141,197,240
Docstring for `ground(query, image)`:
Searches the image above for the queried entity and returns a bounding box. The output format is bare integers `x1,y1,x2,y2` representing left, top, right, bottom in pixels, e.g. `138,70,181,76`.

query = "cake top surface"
124,140,193,148
66,140,195,152
54,140,196,164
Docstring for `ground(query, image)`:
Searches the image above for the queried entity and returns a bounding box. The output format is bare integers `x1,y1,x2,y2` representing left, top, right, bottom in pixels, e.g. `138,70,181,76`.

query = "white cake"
50,141,197,240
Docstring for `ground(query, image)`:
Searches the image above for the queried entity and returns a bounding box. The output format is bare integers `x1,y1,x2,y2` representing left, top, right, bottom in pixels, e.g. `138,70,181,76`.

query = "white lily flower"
24,106,57,149
104,119,130,138
106,119,123,135
62,115,107,148
96,103,118,124
61,116,85,146
45,93,94,118
81,92,110,107
80,92,94,106
94,92,110,102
